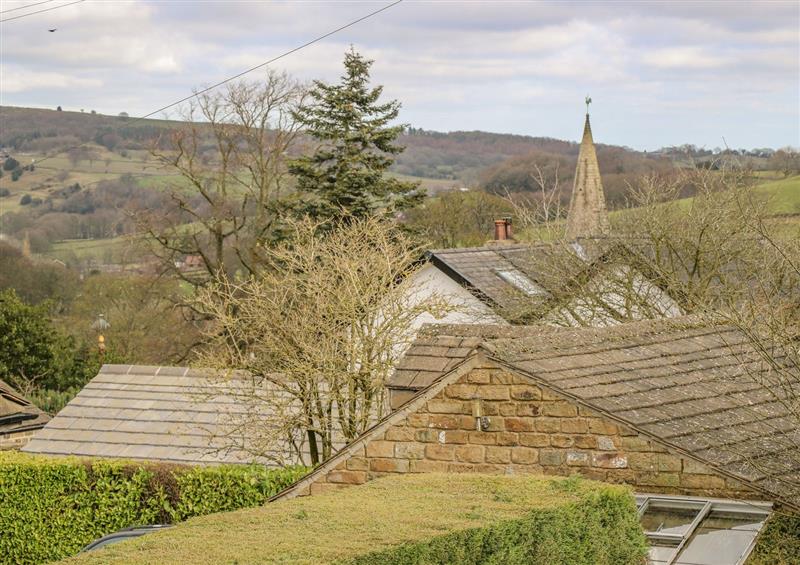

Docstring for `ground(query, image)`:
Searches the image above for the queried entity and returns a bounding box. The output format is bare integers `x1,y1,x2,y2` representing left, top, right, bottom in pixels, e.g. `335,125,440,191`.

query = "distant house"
277,316,799,510
22,365,314,466
405,111,682,330
0,379,50,450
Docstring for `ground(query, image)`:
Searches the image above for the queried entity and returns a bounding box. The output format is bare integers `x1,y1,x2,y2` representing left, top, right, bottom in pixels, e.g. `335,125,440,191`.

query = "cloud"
0,67,102,93
0,0,796,149
642,46,729,69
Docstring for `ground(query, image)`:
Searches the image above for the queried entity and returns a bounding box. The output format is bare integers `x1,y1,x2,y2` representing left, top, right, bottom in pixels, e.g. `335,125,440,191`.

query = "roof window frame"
635,493,771,565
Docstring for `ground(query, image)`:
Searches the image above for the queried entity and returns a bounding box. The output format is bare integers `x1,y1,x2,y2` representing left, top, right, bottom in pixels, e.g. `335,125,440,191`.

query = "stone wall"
0,430,35,450
293,359,757,501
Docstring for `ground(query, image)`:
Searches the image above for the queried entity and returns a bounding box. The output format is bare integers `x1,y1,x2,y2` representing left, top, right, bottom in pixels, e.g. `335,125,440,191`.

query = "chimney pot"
494,219,508,241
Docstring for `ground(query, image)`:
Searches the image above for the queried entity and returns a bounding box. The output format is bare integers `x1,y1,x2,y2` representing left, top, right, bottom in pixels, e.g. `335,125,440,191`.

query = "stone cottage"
274,317,798,513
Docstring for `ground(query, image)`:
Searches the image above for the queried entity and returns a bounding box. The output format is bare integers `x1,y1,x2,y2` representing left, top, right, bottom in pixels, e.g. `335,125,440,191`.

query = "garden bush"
65,473,648,565
0,451,307,564
748,511,800,565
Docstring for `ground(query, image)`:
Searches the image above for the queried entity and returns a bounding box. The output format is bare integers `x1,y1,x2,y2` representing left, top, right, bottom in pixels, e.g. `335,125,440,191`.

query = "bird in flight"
48,28,57,32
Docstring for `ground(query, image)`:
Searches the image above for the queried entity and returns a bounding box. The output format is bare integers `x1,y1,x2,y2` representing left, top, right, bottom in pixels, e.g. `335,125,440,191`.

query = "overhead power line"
3,0,404,169
0,0,58,14
0,0,84,23
139,0,402,120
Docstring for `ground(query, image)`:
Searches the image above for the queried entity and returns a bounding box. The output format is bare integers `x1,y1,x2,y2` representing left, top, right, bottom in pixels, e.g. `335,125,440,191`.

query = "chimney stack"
491,218,515,244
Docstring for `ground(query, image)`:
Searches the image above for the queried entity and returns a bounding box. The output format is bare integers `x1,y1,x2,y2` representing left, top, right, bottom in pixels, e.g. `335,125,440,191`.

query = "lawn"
62,473,647,565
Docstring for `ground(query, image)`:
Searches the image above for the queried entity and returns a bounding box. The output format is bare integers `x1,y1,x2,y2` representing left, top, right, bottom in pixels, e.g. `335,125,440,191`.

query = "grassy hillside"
63,473,647,565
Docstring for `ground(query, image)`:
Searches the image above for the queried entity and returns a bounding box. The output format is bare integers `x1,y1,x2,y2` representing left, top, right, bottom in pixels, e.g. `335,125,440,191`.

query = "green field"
48,236,144,264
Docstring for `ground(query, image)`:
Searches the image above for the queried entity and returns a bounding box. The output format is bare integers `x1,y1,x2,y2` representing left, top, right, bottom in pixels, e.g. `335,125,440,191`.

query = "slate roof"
427,239,642,316
428,244,535,308
387,317,800,509
0,379,50,436
22,365,307,466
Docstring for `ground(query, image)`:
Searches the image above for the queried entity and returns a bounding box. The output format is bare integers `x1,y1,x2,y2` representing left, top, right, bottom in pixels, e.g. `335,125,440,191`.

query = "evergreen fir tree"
289,48,422,221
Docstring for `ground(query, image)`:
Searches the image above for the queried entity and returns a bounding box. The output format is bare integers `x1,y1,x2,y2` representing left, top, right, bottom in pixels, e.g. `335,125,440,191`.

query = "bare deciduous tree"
193,217,451,465
140,71,306,284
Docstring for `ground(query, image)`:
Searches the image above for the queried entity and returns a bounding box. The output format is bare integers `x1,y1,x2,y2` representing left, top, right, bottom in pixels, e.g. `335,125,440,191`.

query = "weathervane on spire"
585,95,592,115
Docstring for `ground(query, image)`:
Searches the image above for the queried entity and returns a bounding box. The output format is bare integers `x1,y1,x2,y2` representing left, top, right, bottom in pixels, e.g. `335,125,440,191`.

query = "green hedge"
0,451,308,565
346,482,646,565
65,473,648,565
748,512,800,565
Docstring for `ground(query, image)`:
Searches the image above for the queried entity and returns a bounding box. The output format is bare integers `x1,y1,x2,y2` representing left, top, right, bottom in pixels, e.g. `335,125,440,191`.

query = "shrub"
748,511,800,565
11,168,22,182
26,386,81,415
19,193,31,204
3,156,19,171
0,188,9,197
66,473,649,565
0,451,308,564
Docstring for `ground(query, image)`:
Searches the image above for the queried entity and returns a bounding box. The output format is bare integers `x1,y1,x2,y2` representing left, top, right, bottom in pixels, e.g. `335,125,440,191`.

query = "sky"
1,0,798,151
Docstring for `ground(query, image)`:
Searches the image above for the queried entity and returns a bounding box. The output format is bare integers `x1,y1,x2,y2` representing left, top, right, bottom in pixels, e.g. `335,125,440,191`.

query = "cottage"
276,317,798,513
406,111,682,329
0,379,50,450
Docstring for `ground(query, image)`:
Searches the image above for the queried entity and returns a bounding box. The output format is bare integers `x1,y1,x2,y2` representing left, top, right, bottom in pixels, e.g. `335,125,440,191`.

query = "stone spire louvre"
565,107,610,241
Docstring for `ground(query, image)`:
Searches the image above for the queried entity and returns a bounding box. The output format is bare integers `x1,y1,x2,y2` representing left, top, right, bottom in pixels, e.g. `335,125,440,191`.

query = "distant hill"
1,106,654,189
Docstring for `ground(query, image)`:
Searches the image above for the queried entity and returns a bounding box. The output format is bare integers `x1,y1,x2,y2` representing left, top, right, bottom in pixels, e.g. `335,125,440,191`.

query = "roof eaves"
427,251,498,307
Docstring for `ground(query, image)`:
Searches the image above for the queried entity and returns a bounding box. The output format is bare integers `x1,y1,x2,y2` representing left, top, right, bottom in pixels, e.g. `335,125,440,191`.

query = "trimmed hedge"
748,512,800,565
65,473,649,565
0,452,307,565
347,487,646,565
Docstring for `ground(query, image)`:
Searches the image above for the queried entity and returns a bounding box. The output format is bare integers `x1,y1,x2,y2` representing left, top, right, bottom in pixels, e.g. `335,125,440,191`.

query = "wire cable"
0,0,58,14
138,0,402,120
2,0,403,169
0,0,84,23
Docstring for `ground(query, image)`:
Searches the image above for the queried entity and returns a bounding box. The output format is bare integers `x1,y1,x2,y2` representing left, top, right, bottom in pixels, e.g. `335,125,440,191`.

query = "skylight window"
494,269,545,297
635,495,770,565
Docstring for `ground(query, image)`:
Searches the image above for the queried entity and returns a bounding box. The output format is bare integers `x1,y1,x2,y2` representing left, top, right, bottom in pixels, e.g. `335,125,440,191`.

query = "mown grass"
62,473,647,565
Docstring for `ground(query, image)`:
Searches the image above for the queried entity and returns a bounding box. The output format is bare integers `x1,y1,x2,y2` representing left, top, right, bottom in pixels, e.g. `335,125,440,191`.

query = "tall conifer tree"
289,48,422,220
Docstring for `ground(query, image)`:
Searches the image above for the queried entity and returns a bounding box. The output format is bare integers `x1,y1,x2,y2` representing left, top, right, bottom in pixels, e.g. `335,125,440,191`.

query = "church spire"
565,98,610,241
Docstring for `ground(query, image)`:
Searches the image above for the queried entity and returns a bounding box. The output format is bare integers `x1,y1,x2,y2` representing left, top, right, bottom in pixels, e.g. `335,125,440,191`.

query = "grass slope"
63,474,647,565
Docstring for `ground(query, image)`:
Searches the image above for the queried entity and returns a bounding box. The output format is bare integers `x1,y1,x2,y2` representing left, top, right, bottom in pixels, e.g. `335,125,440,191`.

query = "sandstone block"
394,443,425,460
510,385,541,401
346,457,369,471
455,445,485,463
551,434,575,448
365,440,395,459
596,436,616,451
426,400,467,414
519,433,550,447
468,431,497,445
539,449,565,466
409,460,448,473
385,427,415,442
560,418,588,433
511,447,538,465
485,446,511,464
542,402,578,418
591,452,628,469
504,417,535,432
370,458,409,473
534,418,561,433
496,432,519,446
425,444,455,461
